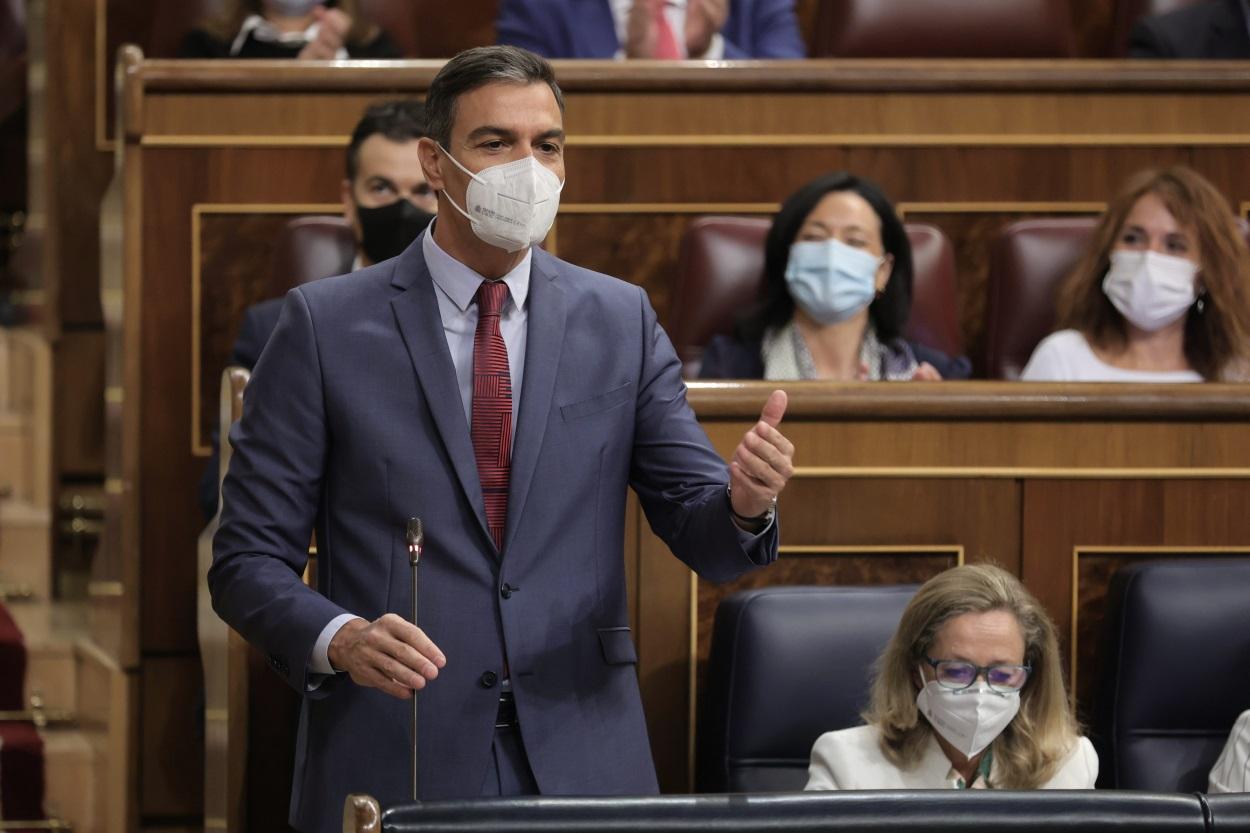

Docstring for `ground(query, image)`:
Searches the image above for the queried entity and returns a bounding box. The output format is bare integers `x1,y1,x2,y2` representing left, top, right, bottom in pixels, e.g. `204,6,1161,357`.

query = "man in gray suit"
210,45,794,832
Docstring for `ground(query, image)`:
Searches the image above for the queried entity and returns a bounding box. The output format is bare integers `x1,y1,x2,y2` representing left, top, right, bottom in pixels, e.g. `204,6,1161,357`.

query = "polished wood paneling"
54,330,106,476
140,657,204,818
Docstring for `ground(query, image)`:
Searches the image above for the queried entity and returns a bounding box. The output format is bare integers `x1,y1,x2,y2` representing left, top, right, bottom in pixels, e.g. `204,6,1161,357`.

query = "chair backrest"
366,791,1212,833
670,217,962,378
811,0,1074,58
269,215,356,297
983,216,1096,380
698,585,918,793
1091,559,1250,791
1111,0,1210,56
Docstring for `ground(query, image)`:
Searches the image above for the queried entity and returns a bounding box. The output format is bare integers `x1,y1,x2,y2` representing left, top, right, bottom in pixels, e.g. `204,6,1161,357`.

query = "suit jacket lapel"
388,246,494,551
503,253,566,553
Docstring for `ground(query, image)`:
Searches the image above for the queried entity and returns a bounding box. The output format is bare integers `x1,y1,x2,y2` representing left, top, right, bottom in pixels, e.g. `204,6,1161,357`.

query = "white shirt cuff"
309,613,361,675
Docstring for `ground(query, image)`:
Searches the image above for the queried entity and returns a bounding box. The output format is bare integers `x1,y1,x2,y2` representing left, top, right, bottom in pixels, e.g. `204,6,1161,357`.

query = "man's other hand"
729,388,794,521
327,614,446,699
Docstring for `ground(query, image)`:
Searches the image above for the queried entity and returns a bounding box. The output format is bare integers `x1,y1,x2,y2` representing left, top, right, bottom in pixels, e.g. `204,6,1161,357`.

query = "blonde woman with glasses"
806,564,1096,790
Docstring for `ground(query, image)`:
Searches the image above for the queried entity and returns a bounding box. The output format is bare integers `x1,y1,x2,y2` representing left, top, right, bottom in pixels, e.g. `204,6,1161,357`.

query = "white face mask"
438,146,564,253
915,676,1021,759
1102,249,1199,332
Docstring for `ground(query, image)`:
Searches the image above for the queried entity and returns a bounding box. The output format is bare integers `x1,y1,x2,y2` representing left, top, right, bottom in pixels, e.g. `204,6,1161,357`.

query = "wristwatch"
726,483,777,529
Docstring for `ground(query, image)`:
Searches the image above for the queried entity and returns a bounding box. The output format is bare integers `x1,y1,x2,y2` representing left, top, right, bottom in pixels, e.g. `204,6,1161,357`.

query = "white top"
1020,330,1203,383
805,724,1098,790
1210,709,1250,793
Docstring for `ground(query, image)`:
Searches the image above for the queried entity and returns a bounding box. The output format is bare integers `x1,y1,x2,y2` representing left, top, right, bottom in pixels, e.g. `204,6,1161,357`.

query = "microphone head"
406,517,424,563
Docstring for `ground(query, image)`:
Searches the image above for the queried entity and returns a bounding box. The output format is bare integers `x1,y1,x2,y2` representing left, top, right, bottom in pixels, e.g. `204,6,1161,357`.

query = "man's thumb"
759,389,787,428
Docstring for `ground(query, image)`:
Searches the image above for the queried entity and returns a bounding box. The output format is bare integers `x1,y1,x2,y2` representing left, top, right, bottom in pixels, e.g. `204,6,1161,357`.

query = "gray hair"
425,46,565,148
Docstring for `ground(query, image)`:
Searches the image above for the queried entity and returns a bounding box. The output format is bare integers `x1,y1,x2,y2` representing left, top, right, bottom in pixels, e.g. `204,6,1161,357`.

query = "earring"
1197,297,1206,314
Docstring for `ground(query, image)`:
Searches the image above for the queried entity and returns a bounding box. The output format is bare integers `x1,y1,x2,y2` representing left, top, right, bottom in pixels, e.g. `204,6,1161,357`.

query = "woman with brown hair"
805,564,1096,790
179,0,401,60
1022,166,1250,381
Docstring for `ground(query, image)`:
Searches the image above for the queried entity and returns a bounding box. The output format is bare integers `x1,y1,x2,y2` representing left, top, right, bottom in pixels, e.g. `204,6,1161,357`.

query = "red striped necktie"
471,280,512,551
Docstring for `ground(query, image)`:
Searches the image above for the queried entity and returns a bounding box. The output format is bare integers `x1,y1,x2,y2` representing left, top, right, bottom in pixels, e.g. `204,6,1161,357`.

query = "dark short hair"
424,45,565,148
345,99,428,181
739,171,914,343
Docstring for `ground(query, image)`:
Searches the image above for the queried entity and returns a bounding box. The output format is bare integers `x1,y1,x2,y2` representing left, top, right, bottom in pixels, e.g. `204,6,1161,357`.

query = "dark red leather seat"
269,215,356,294
983,217,1097,380
669,216,962,378
811,0,1074,58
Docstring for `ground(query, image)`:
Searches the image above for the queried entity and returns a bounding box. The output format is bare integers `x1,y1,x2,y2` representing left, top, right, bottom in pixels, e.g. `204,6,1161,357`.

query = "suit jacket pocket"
597,626,639,665
560,382,632,422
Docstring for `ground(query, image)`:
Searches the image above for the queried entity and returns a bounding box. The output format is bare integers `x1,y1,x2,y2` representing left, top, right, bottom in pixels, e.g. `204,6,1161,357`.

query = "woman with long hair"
806,564,1096,790
1022,166,1250,381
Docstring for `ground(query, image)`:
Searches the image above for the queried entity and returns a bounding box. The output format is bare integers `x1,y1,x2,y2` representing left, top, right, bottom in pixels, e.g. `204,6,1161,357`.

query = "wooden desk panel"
108,57,1250,818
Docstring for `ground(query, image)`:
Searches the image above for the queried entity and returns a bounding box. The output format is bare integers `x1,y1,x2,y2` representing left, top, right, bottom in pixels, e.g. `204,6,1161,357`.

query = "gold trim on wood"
792,466,1250,479
1068,545,1250,698
138,133,1250,149
94,0,109,152
898,201,1105,215
560,203,776,214
190,203,343,457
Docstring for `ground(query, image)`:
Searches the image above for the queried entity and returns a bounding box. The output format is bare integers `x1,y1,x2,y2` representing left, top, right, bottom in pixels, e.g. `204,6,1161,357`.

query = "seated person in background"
179,0,400,59
1210,709,1250,793
496,0,805,60
1022,166,1250,382
806,564,1097,790
197,99,435,520
1128,0,1250,59
699,171,971,380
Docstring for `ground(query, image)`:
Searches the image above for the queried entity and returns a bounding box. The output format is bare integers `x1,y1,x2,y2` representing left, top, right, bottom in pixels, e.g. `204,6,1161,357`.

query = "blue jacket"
496,0,806,59
209,238,778,831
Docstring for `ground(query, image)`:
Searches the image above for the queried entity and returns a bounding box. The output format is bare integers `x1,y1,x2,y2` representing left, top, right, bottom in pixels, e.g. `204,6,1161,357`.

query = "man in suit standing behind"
210,45,795,832
497,0,805,60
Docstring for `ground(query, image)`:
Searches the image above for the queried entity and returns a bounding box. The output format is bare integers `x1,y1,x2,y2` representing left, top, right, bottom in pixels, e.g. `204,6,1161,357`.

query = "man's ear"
418,137,446,192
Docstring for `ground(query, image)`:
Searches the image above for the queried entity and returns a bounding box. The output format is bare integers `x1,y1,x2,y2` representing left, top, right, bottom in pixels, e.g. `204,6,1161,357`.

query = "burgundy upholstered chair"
669,216,962,378
983,217,1097,381
811,0,1075,58
269,215,356,296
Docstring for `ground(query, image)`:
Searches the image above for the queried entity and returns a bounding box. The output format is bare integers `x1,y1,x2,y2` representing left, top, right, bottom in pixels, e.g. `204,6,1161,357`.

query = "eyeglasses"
923,657,1031,693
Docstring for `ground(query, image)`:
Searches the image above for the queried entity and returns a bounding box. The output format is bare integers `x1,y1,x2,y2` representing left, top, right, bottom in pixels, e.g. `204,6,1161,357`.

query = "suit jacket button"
500,583,513,599
479,671,498,689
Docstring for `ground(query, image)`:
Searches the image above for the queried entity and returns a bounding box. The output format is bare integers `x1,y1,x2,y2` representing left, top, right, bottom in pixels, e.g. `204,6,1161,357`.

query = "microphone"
405,517,424,801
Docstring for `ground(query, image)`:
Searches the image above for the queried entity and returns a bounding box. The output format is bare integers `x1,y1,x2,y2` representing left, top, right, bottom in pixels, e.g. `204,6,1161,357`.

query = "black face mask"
356,199,435,264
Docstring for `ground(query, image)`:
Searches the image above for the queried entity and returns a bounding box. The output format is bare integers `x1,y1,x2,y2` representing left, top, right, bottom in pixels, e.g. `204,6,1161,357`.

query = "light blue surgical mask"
784,238,882,325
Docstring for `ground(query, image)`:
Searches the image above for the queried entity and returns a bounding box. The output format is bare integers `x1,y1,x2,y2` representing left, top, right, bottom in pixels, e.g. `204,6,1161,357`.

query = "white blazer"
1209,709,1250,793
805,724,1098,790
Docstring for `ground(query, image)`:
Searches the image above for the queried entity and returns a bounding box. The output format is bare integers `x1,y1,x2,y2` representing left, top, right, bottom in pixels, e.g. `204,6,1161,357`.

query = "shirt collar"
421,221,532,313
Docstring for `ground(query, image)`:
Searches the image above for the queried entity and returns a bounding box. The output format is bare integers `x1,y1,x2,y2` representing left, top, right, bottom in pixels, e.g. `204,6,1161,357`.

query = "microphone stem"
411,557,419,801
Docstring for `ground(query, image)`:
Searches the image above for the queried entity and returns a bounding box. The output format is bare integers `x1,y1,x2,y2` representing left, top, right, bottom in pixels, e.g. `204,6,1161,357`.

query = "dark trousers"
479,724,538,797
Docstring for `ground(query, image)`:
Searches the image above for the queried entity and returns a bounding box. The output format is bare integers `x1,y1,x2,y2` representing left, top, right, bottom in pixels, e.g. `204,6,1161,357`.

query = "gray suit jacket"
209,239,778,831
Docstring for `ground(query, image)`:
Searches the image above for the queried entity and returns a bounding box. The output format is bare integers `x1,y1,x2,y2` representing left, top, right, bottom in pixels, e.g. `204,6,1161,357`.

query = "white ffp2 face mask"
916,678,1021,759
438,146,564,253
1102,249,1200,332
